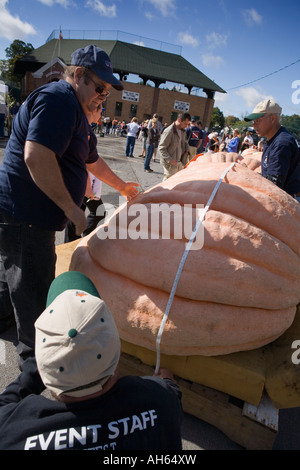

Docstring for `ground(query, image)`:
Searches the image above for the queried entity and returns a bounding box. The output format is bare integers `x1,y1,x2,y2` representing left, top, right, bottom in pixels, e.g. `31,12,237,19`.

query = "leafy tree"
0,60,9,81
232,119,252,134
225,115,240,128
281,114,300,142
2,40,34,86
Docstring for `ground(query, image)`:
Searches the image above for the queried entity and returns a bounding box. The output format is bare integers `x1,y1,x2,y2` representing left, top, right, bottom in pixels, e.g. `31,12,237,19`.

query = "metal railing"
46,29,182,56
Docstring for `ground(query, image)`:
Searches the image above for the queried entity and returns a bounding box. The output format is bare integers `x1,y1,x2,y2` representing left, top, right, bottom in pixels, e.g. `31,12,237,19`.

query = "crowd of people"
110,113,268,180
94,113,268,178
93,115,129,137
206,127,265,154
94,113,205,176
89,107,300,197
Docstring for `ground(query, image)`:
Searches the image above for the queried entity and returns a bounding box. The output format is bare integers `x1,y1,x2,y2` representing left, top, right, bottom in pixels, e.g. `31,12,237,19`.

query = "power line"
226,58,300,91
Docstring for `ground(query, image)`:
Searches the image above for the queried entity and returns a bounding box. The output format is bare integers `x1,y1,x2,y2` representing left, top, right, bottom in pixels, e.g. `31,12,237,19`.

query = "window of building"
130,104,137,117
170,111,178,122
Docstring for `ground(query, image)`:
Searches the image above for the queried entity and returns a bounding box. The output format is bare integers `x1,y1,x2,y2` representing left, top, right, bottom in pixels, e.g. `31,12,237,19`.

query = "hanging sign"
174,100,190,112
122,91,140,102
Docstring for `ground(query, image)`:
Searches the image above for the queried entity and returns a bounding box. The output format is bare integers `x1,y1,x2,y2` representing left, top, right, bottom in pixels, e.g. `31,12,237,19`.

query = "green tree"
2,39,34,86
225,115,240,128
0,60,9,81
210,107,225,129
281,114,300,142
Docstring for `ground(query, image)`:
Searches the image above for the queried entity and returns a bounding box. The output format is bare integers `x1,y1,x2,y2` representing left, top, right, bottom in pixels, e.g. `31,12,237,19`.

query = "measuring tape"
155,162,236,374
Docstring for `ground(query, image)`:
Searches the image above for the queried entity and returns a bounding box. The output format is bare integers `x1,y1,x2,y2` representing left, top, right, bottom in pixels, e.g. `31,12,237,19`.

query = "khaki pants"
188,146,198,161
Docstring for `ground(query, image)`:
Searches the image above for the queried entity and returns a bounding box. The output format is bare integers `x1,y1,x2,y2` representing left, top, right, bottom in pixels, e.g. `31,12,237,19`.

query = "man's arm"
24,140,87,235
87,157,140,200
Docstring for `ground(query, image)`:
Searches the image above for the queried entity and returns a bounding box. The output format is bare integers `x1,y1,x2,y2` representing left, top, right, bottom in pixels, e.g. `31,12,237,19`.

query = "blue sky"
0,0,299,119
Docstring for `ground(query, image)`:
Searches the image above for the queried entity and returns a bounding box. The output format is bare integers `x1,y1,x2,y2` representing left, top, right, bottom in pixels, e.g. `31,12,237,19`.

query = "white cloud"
218,0,229,19
202,54,225,68
242,8,263,26
206,32,228,49
201,32,227,68
235,86,274,108
215,88,279,119
214,92,239,117
147,0,176,17
145,11,154,20
86,0,116,18
0,0,37,41
214,91,228,103
177,32,199,48
38,0,73,6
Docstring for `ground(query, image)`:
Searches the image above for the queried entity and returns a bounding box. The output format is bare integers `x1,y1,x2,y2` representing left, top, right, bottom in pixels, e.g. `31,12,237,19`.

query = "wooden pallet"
119,353,278,450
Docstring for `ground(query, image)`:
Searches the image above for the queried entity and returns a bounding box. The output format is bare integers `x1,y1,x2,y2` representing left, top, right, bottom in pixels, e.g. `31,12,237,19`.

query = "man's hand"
87,158,140,201
155,368,175,380
120,182,140,201
64,204,87,236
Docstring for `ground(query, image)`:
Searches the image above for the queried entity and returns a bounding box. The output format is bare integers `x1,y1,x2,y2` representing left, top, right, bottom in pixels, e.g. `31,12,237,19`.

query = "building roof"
14,39,226,94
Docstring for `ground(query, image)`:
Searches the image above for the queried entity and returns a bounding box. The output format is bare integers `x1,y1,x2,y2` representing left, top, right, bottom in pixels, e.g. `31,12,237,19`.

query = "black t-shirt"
0,358,182,450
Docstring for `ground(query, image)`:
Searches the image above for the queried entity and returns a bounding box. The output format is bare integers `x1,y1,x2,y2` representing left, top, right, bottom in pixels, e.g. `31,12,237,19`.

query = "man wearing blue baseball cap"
0,45,139,367
71,44,124,91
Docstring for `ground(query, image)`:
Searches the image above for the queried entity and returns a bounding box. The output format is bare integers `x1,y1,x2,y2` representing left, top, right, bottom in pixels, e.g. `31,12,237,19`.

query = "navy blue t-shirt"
186,125,203,147
261,126,300,195
0,80,98,230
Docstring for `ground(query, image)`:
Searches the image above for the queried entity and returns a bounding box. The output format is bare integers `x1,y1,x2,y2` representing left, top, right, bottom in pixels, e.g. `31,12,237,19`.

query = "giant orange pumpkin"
70,161,300,356
240,148,262,172
190,151,261,173
241,148,263,160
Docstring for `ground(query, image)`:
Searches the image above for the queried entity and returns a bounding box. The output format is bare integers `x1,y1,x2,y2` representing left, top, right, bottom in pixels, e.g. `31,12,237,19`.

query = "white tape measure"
155,162,235,374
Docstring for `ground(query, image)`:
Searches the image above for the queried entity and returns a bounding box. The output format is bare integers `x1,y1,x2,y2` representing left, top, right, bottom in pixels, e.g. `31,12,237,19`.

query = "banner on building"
122,90,140,102
174,100,190,112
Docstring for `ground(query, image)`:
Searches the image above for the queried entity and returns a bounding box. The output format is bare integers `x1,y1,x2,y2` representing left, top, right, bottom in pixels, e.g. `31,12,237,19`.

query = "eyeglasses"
89,76,110,99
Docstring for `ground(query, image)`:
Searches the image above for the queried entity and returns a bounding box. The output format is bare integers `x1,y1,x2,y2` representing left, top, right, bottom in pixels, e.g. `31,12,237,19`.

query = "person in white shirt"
243,131,254,148
125,117,140,157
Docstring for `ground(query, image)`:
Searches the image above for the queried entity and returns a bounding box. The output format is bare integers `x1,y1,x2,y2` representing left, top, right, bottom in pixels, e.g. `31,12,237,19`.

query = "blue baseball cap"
71,44,123,90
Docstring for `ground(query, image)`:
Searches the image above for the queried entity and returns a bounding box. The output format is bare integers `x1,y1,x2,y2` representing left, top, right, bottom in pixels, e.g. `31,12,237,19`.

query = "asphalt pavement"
0,133,299,451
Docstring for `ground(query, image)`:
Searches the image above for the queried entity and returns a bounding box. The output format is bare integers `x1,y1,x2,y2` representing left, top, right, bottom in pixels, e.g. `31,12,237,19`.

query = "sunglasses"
89,76,110,99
